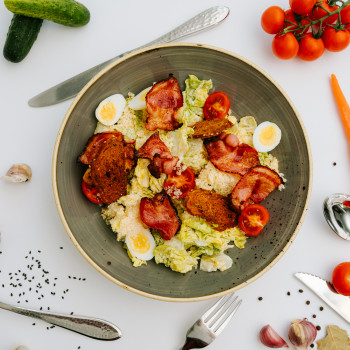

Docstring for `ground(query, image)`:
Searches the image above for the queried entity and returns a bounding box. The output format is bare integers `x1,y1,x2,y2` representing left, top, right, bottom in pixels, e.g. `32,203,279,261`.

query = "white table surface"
1,0,350,349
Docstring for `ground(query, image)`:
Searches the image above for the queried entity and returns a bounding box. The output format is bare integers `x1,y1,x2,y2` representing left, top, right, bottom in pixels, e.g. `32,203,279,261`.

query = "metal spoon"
323,193,350,240
0,300,122,340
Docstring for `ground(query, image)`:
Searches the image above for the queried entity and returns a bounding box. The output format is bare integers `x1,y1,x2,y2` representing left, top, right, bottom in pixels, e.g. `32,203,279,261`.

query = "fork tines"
202,293,242,335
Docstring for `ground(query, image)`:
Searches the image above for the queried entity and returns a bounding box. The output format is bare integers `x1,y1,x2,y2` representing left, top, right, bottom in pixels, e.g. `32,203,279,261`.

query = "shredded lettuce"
183,138,208,174
154,238,198,273
132,159,166,196
179,75,212,125
178,212,247,252
200,253,233,272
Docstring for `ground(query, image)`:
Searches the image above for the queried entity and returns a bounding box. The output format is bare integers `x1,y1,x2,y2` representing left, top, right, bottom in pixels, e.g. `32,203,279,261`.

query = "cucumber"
3,14,43,63
4,0,90,27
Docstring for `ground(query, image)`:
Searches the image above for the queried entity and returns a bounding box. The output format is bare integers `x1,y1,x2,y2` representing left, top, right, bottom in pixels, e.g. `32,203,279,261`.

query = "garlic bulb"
259,325,289,348
2,163,32,183
288,318,317,349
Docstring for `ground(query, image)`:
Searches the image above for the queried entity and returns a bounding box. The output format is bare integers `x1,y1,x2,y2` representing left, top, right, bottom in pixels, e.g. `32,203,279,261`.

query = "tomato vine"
261,0,350,60
283,0,350,38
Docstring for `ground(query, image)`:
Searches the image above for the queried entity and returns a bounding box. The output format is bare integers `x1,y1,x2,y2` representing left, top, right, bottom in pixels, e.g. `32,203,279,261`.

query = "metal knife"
294,272,350,324
28,6,230,108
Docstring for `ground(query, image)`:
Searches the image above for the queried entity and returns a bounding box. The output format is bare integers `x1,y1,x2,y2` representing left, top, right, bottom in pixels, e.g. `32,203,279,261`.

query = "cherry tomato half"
272,32,299,60
203,91,231,120
82,180,103,204
332,262,350,296
261,6,285,34
290,0,317,15
164,167,195,199
297,33,325,61
238,204,270,236
322,27,350,52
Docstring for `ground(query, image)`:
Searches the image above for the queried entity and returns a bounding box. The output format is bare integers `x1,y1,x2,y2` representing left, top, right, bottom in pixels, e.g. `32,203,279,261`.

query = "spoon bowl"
323,193,350,241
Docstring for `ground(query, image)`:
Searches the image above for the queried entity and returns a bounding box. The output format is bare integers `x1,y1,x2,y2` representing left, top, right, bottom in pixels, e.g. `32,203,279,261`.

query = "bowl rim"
52,42,313,302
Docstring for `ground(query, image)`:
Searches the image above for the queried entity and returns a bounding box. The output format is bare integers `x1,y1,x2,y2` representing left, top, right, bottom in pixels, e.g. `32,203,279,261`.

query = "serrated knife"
28,6,230,107
294,272,350,324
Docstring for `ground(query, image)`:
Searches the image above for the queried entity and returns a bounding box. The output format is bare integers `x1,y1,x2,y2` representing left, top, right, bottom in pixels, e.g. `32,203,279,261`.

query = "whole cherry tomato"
82,180,103,204
332,262,350,296
322,27,350,52
340,4,350,30
290,0,317,15
261,6,285,34
203,91,230,119
311,0,338,24
284,9,310,35
238,204,270,236
297,33,325,60
272,32,299,59
164,167,195,199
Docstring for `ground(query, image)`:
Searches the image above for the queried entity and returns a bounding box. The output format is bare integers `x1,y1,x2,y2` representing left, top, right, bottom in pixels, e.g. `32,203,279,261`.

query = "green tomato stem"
282,0,350,38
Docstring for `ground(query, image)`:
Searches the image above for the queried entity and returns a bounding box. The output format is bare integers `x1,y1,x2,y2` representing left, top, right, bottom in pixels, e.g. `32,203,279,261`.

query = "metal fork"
180,293,242,350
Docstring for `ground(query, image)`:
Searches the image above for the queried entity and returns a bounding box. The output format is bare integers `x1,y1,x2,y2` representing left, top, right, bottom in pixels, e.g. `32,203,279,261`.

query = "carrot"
331,74,350,143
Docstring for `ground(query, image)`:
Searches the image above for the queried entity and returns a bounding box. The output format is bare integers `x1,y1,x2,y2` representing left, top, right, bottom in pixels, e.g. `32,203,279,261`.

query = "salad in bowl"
78,74,285,274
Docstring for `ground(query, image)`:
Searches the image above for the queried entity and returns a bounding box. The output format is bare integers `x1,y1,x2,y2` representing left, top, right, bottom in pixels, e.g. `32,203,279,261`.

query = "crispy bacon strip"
137,132,178,178
185,189,237,231
205,133,260,176
230,166,283,212
137,132,172,159
140,192,181,240
145,77,183,131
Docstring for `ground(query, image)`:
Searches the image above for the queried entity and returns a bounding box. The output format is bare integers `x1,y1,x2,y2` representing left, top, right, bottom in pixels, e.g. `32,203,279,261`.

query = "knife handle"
28,6,229,106
141,6,230,47
0,301,122,340
95,6,230,80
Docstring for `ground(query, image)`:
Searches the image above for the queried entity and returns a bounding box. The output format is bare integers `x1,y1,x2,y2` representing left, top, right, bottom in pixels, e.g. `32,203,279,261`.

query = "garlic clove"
259,325,289,348
13,346,30,350
288,318,317,349
2,163,32,183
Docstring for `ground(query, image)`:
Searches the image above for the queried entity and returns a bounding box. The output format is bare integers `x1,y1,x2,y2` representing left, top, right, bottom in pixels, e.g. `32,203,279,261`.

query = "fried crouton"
90,138,127,204
191,118,233,139
184,189,237,231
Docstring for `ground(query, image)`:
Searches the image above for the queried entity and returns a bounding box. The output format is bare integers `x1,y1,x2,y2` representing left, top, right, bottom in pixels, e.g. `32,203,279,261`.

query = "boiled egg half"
95,94,126,126
125,229,156,261
128,86,152,110
253,121,281,152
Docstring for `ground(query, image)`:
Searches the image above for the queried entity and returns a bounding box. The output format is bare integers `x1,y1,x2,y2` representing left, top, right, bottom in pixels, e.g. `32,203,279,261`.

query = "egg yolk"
259,125,278,146
139,90,148,102
130,233,150,254
99,102,116,123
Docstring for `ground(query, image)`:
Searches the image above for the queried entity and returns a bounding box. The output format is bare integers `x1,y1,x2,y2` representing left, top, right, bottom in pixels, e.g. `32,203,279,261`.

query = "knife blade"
294,272,350,324
28,6,230,108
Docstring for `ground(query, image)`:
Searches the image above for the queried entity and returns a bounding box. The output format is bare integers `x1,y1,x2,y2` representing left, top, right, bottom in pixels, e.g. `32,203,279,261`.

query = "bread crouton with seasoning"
184,189,237,231
90,138,127,204
191,118,233,139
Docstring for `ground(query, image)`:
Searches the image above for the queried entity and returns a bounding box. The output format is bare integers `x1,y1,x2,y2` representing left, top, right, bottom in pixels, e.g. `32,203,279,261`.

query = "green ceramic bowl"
53,43,312,302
